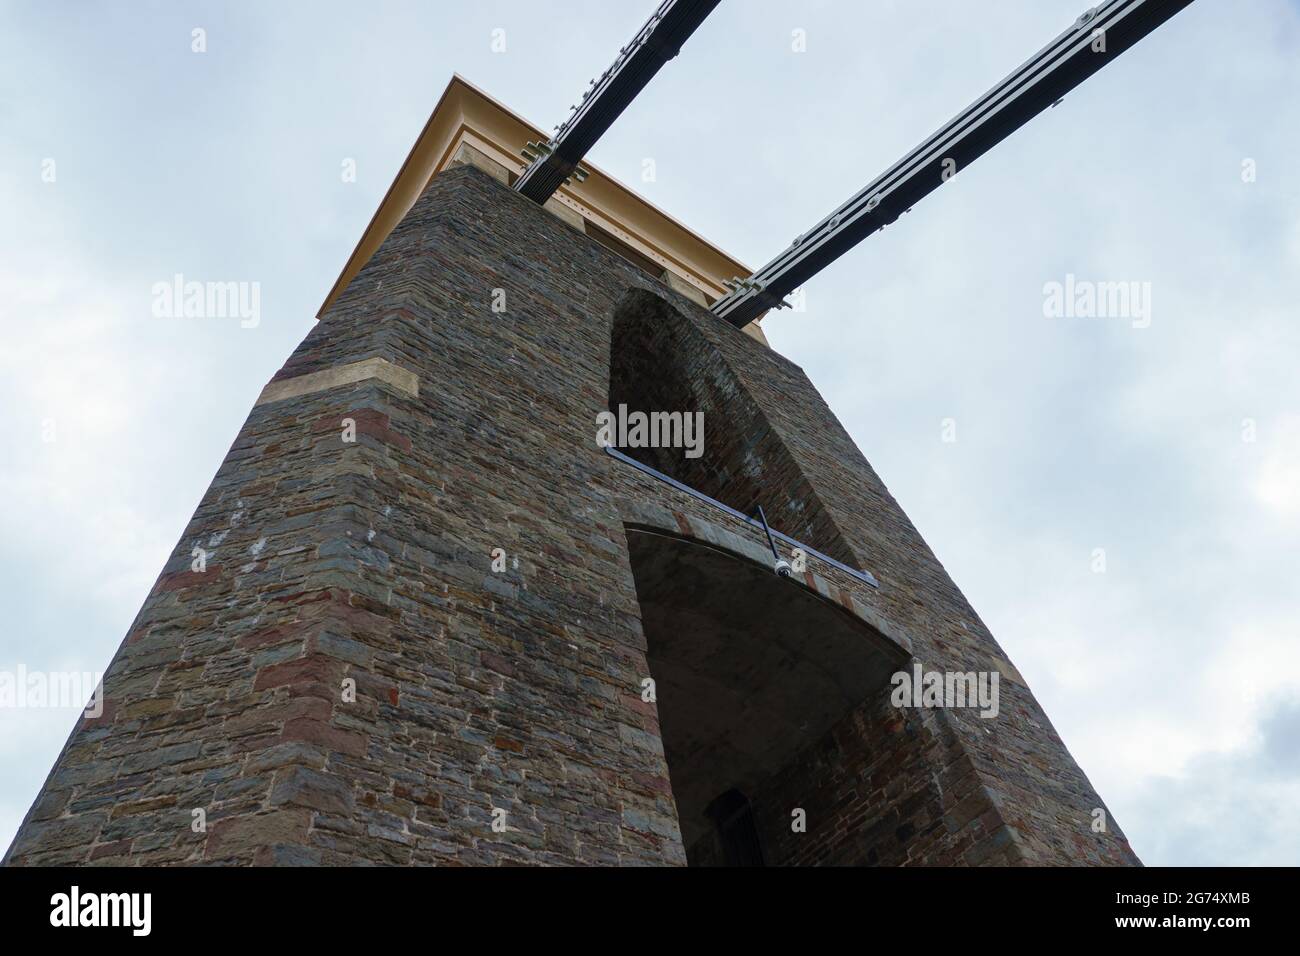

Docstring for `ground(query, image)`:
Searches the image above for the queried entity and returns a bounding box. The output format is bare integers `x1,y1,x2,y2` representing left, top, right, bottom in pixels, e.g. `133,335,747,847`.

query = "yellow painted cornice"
318,75,761,334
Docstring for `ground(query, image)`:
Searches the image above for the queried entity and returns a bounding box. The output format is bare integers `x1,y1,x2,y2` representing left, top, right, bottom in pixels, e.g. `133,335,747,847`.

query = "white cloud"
1253,415,1300,522
1,0,1298,866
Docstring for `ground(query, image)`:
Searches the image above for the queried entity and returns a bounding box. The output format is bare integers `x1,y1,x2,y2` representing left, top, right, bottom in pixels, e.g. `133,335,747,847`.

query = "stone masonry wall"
5,163,1136,866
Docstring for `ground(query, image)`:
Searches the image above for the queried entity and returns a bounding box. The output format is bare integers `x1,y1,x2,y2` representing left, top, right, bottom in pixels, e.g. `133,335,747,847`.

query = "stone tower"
5,78,1137,867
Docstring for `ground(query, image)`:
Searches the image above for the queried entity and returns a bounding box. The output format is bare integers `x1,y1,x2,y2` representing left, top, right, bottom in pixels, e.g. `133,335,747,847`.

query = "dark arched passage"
609,288,859,567
623,525,908,865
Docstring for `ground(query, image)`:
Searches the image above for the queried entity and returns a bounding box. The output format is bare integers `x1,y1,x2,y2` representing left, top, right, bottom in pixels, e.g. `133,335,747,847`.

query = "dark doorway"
706,789,765,867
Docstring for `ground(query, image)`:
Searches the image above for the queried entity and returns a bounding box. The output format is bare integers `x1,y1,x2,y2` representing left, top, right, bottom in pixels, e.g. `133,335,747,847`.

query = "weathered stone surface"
2,164,1135,867
206,809,312,862
269,766,354,816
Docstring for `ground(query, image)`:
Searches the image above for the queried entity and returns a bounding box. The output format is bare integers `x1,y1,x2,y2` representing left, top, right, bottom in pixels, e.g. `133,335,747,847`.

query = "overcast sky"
2,0,1298,866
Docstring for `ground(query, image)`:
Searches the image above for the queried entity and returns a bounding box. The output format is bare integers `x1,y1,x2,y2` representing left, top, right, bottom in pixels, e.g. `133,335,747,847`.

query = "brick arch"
616,513,912,864
616,502,911,659
608,288,860,567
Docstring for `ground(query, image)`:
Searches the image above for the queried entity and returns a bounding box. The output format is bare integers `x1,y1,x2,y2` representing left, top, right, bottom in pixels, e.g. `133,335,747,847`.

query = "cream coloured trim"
255,358,419,406
660,269,708,308
318,75,767,334
543,196,586,233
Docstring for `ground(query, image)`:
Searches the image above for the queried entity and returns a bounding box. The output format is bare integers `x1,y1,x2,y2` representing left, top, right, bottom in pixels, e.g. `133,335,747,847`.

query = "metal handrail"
603,444,880,588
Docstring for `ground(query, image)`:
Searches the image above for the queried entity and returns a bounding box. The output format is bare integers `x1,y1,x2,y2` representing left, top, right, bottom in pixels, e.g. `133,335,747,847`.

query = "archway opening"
624,526,907,865
609,289,858,567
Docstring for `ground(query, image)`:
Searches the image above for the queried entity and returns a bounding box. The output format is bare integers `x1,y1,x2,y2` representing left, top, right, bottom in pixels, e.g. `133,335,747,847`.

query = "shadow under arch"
623,523,909,866
609,287,859,568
